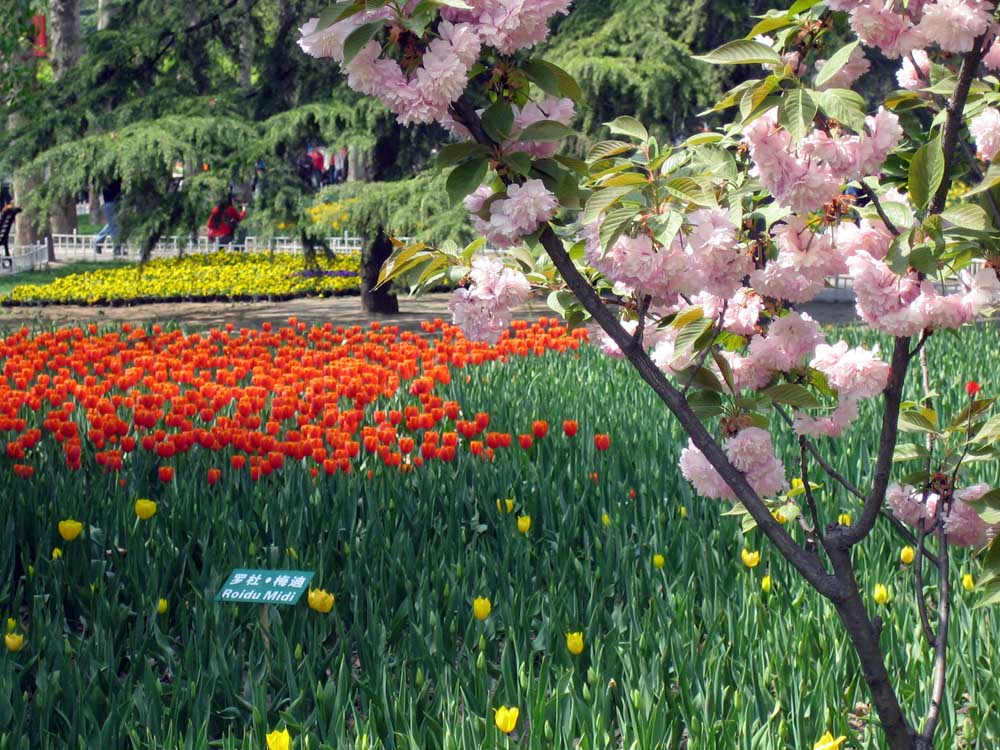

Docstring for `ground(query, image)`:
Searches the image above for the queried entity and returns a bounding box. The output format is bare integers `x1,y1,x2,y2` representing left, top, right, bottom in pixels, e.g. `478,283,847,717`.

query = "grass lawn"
0,260,132,299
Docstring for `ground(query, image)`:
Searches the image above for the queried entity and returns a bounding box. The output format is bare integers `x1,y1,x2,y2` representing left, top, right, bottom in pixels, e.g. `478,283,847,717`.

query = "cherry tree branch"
920,525,951,747
913,525,937,646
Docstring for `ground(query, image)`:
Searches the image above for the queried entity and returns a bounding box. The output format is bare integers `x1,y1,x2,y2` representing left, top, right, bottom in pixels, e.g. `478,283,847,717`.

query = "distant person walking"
337,145,349,183
94,179,123,255
309,148,325,190
206,196,247,247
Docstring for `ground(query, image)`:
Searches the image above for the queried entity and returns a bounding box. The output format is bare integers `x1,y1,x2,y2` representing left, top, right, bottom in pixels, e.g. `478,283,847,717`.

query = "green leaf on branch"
941,204,989,230
898,410,939,434
688,390,725,419
520,59,583,102
908,136,945,211
648,210,684,247
342,22,383,67
674,317,714,355
588,140,638,162
947,397,995,430
480,100,515,143
599,205,636,252
965,163,1000,196
436,142,490,168
445,158,488,205
778,88,818,142
965,490,1000,524
581,186,638,225
972,413,1000,444
815,41,860,88
694,39,782,66
518,120,576,142
893,443,930,463
818,88,867,133
746,10,794,38
761,384,821,409
605,116,649,142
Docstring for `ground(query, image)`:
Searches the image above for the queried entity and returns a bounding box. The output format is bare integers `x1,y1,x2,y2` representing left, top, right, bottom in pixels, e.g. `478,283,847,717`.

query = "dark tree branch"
833,337,913,547
930,33,990,215
913,525,937,646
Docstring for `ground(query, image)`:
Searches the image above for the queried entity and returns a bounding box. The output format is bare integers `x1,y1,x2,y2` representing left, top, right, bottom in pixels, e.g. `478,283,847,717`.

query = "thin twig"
913,525,937,646
680,304,727,397
628,294,652,353
860,183,900,236
798,436,824,542
921,524,951,744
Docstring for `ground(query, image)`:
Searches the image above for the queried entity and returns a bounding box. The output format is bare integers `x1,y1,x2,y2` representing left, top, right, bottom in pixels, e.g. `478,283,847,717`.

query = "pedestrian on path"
206,196,247,247
94,180,123,256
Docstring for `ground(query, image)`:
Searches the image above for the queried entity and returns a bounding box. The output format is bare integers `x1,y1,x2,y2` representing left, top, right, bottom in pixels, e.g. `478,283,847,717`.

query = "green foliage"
543,0,765,141
316,171,475,245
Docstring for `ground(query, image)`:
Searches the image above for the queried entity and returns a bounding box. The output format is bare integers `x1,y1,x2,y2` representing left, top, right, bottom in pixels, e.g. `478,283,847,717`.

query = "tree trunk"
49,0,82,236
239,0,254,87
348,144,373,183
12,171,40,248
361,230,399,314
48,0,81,80
88,185,101,224
97,0,112,30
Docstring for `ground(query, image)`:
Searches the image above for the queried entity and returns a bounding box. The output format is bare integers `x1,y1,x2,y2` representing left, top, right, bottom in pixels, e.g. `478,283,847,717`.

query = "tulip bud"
476,651,486,671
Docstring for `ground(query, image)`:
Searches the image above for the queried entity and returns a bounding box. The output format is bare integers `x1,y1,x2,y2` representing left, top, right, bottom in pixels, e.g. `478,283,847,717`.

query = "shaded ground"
0,293,860,333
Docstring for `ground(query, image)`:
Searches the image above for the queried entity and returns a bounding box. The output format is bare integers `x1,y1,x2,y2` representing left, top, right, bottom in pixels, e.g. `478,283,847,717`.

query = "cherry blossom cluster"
742,108,902,214
463,179,559,248
679,427,786,501
830,0,994,59
889,482,1000,547
298,0,571,125
583,209,753,306
449,255,532,344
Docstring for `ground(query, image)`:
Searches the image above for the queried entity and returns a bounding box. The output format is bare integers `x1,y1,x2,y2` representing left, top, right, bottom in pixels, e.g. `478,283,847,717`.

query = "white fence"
1,244,49,275
50,232,366,261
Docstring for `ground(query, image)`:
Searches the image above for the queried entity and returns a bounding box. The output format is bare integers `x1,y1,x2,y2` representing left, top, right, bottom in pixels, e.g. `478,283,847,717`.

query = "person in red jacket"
206,196,247,246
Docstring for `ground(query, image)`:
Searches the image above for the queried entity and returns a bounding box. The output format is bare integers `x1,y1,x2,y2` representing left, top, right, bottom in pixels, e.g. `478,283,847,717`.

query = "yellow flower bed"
307,200,353,234
6,250,361,305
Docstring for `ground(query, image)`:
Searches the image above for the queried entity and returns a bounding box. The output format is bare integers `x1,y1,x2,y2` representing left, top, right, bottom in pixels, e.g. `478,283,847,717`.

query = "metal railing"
1,244,49,275
50,232,368,261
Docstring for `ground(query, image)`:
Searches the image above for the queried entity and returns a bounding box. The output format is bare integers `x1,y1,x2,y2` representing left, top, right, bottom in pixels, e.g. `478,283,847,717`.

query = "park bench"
0,205,22,270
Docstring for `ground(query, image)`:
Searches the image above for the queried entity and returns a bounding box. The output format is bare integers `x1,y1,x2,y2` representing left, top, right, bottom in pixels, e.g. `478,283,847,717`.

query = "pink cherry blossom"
970,108,1000,161
441,0,573,54
847,251,926,336
810,342,890,398
849,2,927,59
793,395,861,437
747,312,825,373
897,50,930,90
888,483,933,527
919,0,994,53
984,37,1000,68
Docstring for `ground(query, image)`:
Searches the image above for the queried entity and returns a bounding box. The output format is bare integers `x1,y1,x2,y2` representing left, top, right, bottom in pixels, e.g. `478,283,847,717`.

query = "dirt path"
0,294,860,333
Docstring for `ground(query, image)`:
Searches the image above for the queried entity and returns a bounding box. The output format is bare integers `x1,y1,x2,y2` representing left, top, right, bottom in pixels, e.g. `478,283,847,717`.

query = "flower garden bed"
2,250,361,306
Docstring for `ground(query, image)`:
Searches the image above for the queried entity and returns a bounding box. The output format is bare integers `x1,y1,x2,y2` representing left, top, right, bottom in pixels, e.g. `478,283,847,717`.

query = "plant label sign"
216,569,315,605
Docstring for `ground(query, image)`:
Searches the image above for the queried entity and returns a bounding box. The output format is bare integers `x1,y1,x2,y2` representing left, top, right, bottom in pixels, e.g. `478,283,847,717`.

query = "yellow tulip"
266,728,291,750
679,506,687,519
601,513,611,527
566,631,584,655
652,554,666,569
308,588,336,613
134,499,158,520
761,575,772,594
494,705,519,734
900,546,915,565
505,498,515,513
4,633,25,653
873,583,890,605
813,730,846,749
473,597,492,621
741,549,761,568
838,513,852,527
962,573,975,592
52,548,62,560
58,519,83,541
157,598,169,615
517,515,531,534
